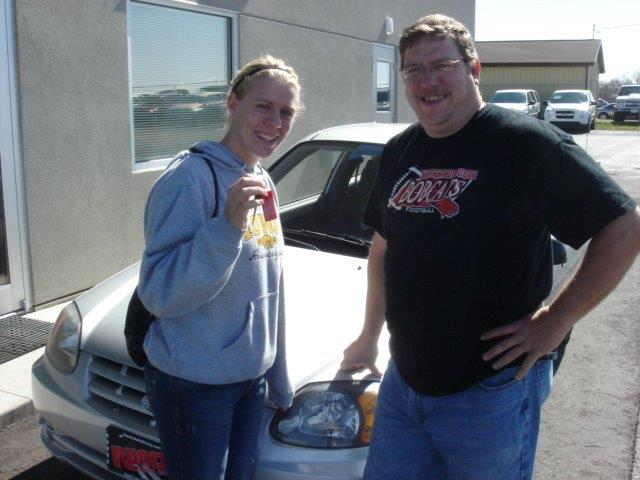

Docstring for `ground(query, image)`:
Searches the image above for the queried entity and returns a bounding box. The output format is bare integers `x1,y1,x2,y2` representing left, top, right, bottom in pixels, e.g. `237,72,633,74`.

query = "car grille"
555,110,575,119
625,100,640,108
88,355,155,426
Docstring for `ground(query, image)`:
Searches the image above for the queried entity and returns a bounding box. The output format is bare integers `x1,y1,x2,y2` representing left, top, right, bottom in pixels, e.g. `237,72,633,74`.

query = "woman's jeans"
363,359,553,480
144,363,266,480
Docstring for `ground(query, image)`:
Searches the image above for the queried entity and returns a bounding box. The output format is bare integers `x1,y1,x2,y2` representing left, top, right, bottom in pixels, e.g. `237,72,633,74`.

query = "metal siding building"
1,0,476,311
476,39,605,102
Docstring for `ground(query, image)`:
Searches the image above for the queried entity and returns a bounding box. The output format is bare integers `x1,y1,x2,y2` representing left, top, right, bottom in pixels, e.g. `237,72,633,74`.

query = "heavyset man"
341,14,640,479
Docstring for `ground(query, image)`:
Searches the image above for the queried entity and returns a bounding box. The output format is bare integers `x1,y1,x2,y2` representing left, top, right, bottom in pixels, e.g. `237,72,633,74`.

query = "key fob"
261,190,278,221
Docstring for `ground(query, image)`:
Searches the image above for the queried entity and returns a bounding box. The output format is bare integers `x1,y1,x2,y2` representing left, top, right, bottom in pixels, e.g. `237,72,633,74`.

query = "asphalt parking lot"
536,129,640,479
572,129,640,198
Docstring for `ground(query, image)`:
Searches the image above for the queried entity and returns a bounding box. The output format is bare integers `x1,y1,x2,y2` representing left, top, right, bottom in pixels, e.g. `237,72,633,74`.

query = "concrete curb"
0,301,68,431
0,399,33,430
0,346,45,431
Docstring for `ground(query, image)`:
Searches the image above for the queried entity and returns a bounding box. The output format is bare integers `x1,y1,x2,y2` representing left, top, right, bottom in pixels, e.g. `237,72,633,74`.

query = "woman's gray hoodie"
138,141,293,408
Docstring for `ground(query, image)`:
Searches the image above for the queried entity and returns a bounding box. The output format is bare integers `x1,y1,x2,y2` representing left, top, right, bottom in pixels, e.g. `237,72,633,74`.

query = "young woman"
138,56,301,479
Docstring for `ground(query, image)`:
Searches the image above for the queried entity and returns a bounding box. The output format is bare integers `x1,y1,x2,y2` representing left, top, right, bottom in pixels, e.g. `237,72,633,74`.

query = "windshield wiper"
283,236,320,251
327,233,371,248
283,229,370,249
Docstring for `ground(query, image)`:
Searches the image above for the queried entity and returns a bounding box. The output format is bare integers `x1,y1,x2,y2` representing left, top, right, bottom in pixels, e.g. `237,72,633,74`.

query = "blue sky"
475,0,640,80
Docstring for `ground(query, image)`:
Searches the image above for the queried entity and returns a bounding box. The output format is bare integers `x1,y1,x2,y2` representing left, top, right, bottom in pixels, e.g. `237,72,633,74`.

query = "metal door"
0,0,28,314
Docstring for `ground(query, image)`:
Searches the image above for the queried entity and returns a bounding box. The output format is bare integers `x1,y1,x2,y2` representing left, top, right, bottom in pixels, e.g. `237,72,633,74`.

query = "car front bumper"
32,352,368,480
614,110,640,120
547,120,588,128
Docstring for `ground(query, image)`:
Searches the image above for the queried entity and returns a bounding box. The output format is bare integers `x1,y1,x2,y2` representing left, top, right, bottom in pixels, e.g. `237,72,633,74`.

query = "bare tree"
598,71,640,102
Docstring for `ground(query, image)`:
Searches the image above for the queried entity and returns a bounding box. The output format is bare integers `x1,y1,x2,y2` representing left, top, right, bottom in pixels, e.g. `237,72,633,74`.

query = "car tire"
597,113,608,119
613,112,625,124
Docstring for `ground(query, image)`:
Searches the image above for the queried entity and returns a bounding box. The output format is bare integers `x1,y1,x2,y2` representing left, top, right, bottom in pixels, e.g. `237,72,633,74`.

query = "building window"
376,61,391,112
128,1,233,167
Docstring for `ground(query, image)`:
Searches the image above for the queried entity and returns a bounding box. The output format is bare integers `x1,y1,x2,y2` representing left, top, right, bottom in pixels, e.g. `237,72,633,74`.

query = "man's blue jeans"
363,359,553,480
144,363,266,480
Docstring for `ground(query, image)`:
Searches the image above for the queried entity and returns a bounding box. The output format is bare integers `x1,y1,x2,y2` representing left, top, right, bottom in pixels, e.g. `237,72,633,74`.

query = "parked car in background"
162,94,206,126
597,103,615,120
489,89,540,117
597,98,609,108
156,89,190,96
132,94,163,126
31,123,579,480
613,85,640,124
199,86,226,96
543,89,597,133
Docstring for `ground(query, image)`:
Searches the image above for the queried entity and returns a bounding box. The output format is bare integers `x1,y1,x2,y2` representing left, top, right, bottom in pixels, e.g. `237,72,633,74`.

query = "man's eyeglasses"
400,59,464,81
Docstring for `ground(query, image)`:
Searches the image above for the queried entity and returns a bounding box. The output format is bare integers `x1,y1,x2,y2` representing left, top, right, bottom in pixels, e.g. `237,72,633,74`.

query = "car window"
491,92,526,103
550,92,588,104
618,86,640,96
269,142,384,255
271,145,343,205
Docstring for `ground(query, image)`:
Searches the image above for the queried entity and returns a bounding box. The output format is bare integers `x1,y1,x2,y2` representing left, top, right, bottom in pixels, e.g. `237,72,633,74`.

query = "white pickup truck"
614,85,640,123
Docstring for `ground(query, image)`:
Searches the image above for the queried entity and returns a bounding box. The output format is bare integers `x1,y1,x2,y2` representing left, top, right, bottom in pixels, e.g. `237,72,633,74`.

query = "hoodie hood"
188,140,259,175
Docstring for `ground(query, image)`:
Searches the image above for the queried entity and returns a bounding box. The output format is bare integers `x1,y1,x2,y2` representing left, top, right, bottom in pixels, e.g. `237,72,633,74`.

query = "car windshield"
269,141,384,257
618,86,640,96
549,92,588,104
491,92,526,103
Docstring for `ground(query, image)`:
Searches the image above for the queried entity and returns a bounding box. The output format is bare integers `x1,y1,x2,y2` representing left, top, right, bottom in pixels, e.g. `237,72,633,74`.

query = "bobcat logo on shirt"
388,167,478,219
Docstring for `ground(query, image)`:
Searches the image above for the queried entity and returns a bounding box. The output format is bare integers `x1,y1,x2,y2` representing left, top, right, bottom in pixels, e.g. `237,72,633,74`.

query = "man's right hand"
340,335,382,377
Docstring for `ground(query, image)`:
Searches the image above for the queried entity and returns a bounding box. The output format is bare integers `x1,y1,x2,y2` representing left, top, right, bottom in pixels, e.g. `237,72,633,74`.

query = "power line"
593,23,640,38
477,0,567,11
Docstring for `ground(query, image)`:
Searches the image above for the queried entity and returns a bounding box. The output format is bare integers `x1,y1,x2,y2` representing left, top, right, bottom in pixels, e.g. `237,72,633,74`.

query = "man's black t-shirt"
364,104,636,396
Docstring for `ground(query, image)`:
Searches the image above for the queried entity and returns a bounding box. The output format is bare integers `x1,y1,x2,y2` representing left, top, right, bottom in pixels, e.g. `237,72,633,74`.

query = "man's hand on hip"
480,306,570,380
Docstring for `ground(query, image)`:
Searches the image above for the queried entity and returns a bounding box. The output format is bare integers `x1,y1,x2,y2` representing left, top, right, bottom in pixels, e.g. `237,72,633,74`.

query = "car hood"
547,102,591,111
493,102,527,110
78,246,389,389
617,93,640,100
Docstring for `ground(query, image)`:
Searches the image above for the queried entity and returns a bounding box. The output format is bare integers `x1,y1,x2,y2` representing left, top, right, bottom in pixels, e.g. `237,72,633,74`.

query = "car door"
527,91,539,116
588,91,597,120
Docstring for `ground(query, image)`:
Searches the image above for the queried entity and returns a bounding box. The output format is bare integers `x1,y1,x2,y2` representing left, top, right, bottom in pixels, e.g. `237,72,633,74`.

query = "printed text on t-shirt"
388,167,478,218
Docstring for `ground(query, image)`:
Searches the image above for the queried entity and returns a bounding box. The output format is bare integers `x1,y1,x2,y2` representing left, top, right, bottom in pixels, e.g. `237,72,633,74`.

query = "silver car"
32,123,580,480
490,89,541,117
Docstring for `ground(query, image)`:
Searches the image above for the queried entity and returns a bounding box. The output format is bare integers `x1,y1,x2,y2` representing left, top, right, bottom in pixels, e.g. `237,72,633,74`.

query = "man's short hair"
399,14,478,67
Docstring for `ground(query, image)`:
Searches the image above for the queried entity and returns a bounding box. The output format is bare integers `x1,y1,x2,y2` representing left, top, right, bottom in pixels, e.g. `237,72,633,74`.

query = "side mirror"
551,238,567,265
542,100,549,106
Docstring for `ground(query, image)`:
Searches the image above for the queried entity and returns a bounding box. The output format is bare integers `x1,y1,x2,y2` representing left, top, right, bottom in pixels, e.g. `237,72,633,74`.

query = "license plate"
107,425,168,479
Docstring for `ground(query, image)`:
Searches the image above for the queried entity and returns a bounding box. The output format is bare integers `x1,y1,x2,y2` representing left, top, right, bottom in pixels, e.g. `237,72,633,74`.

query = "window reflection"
0,163,9,286
129,1,232,164
376,61,391,112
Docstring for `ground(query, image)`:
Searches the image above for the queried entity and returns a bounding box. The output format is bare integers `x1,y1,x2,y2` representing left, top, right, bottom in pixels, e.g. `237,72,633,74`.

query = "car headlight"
544,107,553,115
270,380,379,448
46,301,82,373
